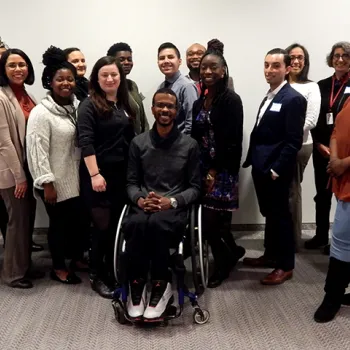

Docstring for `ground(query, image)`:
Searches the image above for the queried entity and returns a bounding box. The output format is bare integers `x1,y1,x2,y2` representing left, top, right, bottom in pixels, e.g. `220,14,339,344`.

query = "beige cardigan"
0,86,36,189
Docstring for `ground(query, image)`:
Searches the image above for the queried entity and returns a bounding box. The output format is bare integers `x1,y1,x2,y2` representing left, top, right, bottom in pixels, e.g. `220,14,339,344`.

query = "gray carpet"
0,230,350,350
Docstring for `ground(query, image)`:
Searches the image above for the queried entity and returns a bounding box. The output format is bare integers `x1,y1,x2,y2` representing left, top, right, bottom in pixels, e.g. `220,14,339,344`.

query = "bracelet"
91,172,100,178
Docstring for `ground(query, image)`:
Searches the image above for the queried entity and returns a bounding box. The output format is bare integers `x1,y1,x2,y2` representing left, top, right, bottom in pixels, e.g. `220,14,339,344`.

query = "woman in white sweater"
26,46,88,284
286,43,321,250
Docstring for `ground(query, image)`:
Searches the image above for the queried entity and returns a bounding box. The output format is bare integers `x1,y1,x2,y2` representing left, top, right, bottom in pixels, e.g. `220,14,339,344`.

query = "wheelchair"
111,204,210,326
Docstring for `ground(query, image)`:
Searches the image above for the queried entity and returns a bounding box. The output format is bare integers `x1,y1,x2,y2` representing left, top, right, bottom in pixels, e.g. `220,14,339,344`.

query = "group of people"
0,35,350,323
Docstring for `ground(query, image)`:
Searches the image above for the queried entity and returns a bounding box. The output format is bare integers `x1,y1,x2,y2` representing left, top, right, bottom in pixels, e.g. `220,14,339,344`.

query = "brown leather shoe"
243,255,276,268
261,269,293,285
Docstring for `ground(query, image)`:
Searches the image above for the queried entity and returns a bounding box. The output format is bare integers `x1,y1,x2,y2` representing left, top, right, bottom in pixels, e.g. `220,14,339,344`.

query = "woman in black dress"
192,40,245,288
78,56,135,298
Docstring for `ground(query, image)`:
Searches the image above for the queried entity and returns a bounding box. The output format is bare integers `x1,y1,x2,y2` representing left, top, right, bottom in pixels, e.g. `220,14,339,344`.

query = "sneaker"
143,280,173,320
127,278,147,319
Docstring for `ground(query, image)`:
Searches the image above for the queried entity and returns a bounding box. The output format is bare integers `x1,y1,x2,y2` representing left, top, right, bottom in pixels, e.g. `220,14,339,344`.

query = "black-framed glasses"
333,53,350,60
154,102,176,110
290,55,305,62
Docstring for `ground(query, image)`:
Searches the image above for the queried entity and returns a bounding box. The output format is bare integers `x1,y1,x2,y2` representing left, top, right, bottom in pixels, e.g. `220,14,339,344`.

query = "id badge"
326,112,334,125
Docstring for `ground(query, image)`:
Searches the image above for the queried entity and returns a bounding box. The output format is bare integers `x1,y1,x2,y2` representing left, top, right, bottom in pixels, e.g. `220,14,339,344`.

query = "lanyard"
329,75,348,109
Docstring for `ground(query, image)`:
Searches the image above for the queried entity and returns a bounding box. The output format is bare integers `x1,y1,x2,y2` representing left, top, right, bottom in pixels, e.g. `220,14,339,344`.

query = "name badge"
344,86,350,94
270,103,282,112
326,112,334,125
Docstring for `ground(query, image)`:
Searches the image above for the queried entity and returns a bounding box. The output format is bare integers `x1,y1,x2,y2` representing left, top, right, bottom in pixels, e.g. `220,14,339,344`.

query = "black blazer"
311,75,350,146
191,89,243,175
243,83,307,177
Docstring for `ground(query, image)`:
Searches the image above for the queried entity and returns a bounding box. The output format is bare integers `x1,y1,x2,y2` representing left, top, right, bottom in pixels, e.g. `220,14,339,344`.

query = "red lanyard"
329,75,348,109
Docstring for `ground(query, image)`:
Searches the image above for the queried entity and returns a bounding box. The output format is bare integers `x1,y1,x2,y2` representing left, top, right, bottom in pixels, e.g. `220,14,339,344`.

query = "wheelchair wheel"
113,205,129,283
193,309,210,325
190,205,208,294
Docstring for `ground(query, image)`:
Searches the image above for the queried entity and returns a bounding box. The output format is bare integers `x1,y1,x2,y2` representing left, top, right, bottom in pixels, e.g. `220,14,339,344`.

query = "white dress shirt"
257,80,287,125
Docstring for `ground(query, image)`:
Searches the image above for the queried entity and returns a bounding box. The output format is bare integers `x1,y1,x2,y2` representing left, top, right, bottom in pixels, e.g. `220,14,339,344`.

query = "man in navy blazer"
242,48,307,285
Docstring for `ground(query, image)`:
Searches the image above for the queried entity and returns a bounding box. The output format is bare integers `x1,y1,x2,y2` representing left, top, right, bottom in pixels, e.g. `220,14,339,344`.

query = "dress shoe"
208,270,229,288
91,278,114,299
9,278,33,289
261,269,293,285
304,236,328,250
32,242,44,252
50,270,81,284
243,255,276,268
323,244,330,255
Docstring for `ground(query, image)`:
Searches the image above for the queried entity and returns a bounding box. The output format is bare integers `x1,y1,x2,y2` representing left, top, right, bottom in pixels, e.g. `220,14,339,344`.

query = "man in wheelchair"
123,88,201,321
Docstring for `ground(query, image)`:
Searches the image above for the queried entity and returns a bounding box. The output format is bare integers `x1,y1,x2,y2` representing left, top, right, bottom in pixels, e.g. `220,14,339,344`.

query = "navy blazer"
243,83,307,177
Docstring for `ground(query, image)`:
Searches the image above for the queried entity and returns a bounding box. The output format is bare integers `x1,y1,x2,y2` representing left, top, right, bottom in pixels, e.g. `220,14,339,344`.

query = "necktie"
164,80,171,88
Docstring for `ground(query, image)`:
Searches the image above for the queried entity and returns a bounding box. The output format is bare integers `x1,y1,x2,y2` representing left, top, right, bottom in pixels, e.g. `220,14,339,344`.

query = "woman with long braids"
192,39,245,288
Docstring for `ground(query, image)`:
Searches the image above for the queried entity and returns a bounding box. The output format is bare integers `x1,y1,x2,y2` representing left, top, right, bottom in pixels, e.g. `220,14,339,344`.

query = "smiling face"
97,63,120,95
332,47,350,76
51,68,76,99
186,44,206,71
289,47,305,77
67,50,87,77
152,92,177,127
5,54,28,86
264,53,291,89
200,54,225,87
158,48,181,78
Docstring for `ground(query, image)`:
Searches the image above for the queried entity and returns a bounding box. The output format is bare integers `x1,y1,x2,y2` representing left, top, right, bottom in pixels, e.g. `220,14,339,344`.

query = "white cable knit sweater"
26,93,81,202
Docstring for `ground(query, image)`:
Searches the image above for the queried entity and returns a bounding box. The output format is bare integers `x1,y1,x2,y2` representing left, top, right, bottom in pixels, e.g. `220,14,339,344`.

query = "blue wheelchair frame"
112,204,210,325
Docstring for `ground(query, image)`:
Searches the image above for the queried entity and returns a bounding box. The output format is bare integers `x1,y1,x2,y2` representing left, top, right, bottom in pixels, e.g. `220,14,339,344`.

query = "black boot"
314,257,350,323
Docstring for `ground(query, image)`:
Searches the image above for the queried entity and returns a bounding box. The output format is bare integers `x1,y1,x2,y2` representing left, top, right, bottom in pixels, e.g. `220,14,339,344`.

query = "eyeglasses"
154,102,176,110
290,55,304,62
333,53,350,60
6,62,28,70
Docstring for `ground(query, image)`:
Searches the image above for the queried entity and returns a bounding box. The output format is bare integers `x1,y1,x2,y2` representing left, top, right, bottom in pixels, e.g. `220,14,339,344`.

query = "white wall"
1,0,344,226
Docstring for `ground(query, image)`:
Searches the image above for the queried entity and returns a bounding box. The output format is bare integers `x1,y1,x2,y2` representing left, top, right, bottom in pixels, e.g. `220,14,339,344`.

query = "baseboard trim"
32,223,322,235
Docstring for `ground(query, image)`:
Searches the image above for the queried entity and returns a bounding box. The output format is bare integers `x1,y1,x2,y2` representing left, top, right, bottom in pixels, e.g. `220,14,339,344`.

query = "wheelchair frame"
112,204,210,325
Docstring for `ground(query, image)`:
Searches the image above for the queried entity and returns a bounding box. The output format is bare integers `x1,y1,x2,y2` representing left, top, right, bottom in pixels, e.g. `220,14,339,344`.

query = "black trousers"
202,208,238,273
80,162,126,280
123,206,187,281
252,169,295,271
312,148,333,243
39,192,87,270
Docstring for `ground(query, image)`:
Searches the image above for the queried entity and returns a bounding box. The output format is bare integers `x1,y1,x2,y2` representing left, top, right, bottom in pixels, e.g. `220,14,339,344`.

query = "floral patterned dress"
195,109,239,211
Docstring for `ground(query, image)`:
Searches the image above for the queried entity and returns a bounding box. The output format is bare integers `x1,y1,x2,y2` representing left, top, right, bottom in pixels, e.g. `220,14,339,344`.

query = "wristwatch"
170,197,178,209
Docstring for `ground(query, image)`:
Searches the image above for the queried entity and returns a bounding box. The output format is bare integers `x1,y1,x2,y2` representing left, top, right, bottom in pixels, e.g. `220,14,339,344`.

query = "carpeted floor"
0,230,350,350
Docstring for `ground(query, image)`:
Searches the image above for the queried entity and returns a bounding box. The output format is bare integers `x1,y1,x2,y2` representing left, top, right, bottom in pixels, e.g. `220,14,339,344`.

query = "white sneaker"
127,279,147,319
143,280,173,320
